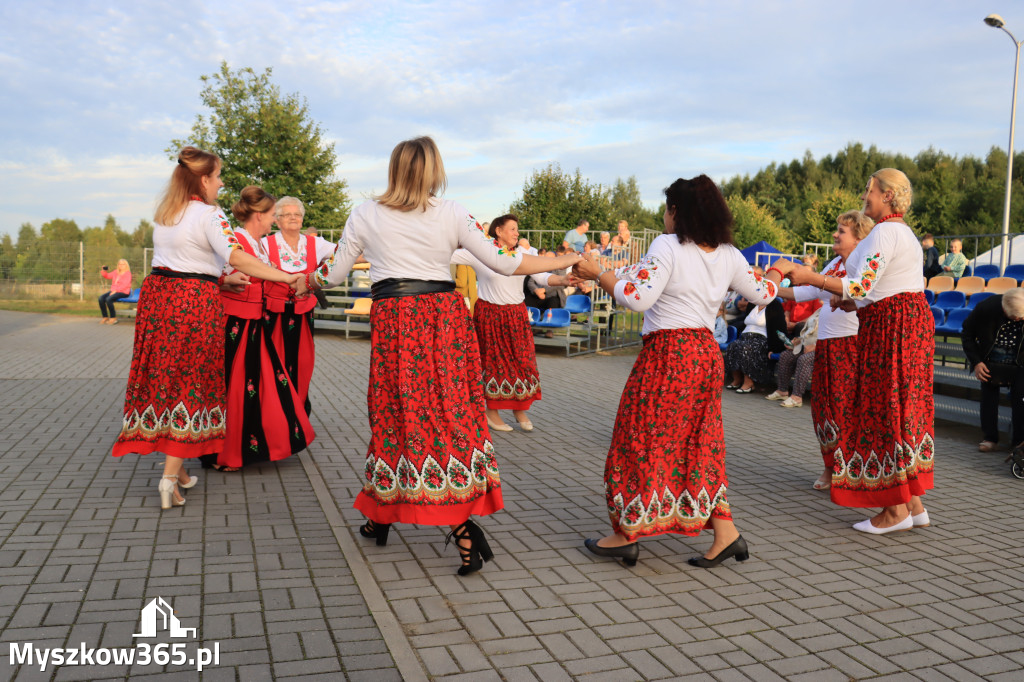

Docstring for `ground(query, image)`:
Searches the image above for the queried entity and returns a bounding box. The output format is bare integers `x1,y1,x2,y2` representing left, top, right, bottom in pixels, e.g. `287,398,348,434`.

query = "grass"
0,299,106,317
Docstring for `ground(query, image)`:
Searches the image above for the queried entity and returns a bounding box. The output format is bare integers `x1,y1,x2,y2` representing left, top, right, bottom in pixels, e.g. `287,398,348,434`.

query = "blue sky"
1,0,1021,237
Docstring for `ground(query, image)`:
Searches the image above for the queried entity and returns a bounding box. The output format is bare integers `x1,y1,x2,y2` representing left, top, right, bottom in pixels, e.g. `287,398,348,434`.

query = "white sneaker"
765,391,788,401
780,397,803,408
852,515,913,534
911,510,930,527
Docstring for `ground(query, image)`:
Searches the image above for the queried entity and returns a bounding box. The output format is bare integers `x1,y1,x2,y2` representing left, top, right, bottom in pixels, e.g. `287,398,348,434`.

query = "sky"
1,0,1022,238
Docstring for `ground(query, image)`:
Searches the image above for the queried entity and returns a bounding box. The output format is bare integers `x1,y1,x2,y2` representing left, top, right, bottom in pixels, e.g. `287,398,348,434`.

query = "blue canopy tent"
739,240,782,268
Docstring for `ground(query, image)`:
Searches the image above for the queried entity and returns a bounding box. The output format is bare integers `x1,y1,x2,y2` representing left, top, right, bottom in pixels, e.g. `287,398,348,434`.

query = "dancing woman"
205,186,316,472
262,197,337,416
307,136,581,574
574,175,792,567
775,210,872,489
451,214,572,432
112,148,301,509
788,169,934,533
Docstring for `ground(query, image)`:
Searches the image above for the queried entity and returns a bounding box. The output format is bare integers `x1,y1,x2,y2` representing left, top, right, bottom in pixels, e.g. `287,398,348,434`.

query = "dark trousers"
99,291,129,318
980,373,1024,445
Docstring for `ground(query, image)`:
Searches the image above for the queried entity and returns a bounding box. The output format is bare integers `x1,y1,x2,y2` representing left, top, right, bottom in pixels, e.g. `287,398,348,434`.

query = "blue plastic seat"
934,290,966,312
533,308,571,328
718,325,737,351
120,288,141,304
962,264,973,278
930,306,945,327
924,289,935,306
564,294,591,314
526,306,542,324
1003,264,1024,283
935,308,971,335
966,292,996,309
973,264,1001,282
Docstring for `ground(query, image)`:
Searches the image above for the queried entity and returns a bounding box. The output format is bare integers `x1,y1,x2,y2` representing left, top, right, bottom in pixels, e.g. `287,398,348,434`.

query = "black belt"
371,278,455,301
150,268,219,284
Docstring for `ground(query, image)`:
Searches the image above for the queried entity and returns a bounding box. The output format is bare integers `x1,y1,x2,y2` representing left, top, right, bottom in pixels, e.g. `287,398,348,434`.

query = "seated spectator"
562,219,589,252
765,309,820,407
724,297,786,393
518,237,538,256
922,233,943,278
524,247,568,311
99,259,133,325
801,253,819,270
713,303,729,346
597,231,612,256
939,238,968,278
962,288,1024,452
782,296,822,336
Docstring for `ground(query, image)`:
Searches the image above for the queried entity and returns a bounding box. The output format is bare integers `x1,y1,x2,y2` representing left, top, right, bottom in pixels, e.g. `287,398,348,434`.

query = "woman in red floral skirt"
203,186,315,472
788,169,934,533
112,148,302,509
451,214,572,432
574,176,794,567
304,136,581,574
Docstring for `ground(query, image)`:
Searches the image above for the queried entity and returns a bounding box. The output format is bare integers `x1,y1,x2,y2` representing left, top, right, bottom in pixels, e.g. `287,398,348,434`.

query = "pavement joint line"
296,446,429,682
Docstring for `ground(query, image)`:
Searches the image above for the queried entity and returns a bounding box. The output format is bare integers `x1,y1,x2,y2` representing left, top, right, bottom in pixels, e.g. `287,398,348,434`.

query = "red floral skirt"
473,299,541,410
212,314,316,469
112,273,226,458
266,306,315,417
811,335,859,473
831,293,935,507
605,328,731,541
355,291,503,525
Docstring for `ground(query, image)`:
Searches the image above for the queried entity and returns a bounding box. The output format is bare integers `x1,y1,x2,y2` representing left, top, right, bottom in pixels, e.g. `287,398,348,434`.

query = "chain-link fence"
0,242,151,301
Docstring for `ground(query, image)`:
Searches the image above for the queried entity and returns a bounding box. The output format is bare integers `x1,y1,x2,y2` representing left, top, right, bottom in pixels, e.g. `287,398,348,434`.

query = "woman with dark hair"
574,175,794,567
788,169,934,533
112,148,302,509
305,136,581,575
202,186,315,472
452,214,571,431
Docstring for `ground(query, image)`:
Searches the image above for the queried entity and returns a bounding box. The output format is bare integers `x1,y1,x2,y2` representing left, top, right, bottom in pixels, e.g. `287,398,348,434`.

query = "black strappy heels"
359,519,391,546
445,520,494,576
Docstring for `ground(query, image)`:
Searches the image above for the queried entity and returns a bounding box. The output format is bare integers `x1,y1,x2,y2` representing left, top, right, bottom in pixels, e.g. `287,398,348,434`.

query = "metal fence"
0,242,152,301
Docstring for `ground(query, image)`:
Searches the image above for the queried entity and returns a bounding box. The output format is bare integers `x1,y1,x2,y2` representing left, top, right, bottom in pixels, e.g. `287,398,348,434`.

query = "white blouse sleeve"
203,208,242,262
611,240,671,311
314,236,338,265
728,257,778,305
841,239,888,300
313,220,363,289
458,210,522,276
450,248,478,267
792,285,820,302
529,272,552,287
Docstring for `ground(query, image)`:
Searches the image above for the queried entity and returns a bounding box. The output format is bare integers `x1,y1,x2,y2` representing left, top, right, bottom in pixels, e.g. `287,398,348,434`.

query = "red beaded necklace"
189,194,205,202
877,213,903,223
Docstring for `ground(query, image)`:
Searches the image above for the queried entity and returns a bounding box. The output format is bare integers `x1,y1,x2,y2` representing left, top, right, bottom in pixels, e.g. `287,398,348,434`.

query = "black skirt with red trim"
112,273,226,458
811,335,859,474
831,292,935,507
265,305,315,418
473,299,542,410
355,291,503,526
605,328,731,540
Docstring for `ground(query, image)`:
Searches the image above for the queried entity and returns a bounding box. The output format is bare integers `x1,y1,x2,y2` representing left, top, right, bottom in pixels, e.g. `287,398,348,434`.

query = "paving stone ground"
1,309,1023,681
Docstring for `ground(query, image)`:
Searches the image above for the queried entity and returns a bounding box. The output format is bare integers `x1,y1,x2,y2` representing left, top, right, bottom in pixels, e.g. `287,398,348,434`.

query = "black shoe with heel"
359,519,391,546
583,538,640,567
688,535,749,568
446,520,494,576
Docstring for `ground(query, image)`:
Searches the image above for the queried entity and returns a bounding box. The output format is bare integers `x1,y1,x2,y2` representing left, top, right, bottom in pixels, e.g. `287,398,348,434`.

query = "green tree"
803,189,862,246
608,176,660,234
727,195,798,253
131,219,154,248
509,164,610,249
0,234,15,281
170,62,350,231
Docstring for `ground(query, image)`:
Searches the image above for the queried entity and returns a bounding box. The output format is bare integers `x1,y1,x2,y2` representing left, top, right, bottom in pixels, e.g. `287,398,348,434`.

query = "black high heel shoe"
583,538,640,567
359,519,391,546
446,520,494,576
688,535,749,568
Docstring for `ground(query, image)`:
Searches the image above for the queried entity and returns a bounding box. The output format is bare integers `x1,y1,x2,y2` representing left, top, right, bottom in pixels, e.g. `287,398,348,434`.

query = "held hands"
221,271,251,294
785,264,818,287
289,273,309,298
572,252,603,281
829,294,857,313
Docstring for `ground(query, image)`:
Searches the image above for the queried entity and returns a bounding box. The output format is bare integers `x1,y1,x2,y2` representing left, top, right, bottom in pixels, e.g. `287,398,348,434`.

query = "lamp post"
986,13,1023,273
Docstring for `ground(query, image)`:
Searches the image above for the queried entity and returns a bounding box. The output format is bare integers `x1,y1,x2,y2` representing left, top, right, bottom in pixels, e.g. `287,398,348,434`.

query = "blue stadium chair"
935,308,971,336
934,290,966,312
1003,264,1024,283
533,308,571,328
718,325,737,351
974,264,1001,282
924,289,935,306
120,288,141,304
961,264,973,278
930,306,945,327
966,292,996,309
564,294,591,314
526,306,542,324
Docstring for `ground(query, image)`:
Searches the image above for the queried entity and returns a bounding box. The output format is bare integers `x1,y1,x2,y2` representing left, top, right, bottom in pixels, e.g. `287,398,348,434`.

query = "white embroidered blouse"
262,232,336,273
611,234,778,336
151,201,241,276
792,255,859,339
223,228,271,274
840,220,924,307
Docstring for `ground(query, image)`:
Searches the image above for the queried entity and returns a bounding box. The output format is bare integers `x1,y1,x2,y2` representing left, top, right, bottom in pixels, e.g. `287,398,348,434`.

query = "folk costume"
208,229,315,470
315,199,523,526
602,235,778,540
791,256,860,478
835,220,935,507
262,232,336,416
451,248,555,411
112,200,242,458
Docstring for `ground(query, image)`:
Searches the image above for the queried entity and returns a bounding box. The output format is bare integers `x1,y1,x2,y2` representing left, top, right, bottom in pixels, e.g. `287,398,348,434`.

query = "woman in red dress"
574,176,793,567
112,148,301,509
205,186,316,472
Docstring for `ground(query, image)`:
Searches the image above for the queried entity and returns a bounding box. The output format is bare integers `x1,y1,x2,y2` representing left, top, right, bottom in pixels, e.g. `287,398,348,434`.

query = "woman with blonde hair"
99,259,132,324
306,136,581,575
788,169,934,532
203,186,315,472
112,147,302,509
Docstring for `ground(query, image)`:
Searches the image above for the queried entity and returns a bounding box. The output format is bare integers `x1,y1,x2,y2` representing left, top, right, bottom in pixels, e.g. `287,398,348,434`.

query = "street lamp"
986,13,1024,273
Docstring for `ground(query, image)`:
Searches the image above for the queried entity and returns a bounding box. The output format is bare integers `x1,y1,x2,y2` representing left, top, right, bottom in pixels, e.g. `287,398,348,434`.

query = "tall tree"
727,196,797,253
608,176,660,234
0,234,15,281
170,62,350,231
509,164,611,249
803,189,863,246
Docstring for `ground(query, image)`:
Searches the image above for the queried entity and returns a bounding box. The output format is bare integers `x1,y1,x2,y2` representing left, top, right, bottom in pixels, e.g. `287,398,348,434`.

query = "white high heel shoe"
178,473,198,489
158,476,186,510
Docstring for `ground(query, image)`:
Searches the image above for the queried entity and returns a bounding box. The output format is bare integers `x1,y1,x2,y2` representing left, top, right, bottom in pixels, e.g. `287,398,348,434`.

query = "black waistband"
150,268,219,284
371,278,456,301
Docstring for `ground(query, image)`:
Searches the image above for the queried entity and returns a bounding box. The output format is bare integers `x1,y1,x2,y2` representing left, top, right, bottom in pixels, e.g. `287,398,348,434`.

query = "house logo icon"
133,597,197,639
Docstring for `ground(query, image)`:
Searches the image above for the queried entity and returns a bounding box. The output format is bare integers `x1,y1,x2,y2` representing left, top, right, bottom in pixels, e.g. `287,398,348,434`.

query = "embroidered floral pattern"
473,300,542,409
616,255,662,302
848,251,884,299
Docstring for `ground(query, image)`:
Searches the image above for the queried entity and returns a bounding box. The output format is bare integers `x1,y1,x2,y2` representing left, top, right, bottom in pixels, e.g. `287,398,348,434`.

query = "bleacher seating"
533,308,571,328
116,288,142,317
1003,264,1024,283
973,264,1001,282
953,276,985,297
930,306,945,327
935,308,971,336
965,292,996,309
526,306,541,324
926,276,954,293
719,325,737,351
986,277,1017,294
962,264,973,277
924,289,935,306
933,290,966,312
